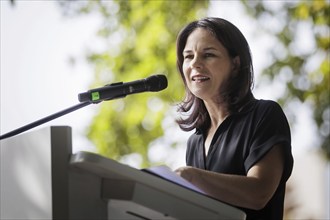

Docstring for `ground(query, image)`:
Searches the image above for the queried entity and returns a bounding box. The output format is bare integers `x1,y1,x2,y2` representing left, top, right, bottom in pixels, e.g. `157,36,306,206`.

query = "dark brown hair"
176,17,254,131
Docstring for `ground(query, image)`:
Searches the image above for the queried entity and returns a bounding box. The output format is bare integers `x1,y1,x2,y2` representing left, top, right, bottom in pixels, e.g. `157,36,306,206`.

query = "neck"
204,100,229,130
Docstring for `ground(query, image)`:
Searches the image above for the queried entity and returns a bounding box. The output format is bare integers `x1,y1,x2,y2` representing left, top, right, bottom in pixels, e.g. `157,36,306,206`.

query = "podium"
0,126,246,219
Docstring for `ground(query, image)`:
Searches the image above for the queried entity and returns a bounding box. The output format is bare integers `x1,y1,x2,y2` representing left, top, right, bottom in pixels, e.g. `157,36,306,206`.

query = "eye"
204,53,215,58
184,54,194,60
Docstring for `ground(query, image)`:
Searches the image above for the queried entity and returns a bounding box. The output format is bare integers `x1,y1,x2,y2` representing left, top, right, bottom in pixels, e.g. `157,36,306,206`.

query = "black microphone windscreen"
147,75,168,91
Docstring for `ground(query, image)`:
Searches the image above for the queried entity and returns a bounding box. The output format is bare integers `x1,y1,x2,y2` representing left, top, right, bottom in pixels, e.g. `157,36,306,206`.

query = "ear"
232,56,240,71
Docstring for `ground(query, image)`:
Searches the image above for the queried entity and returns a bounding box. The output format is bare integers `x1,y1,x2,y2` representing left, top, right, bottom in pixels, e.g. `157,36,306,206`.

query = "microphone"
78,74,168,103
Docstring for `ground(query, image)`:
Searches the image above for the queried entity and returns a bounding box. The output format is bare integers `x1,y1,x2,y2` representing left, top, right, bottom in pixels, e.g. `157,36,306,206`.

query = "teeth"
192,76,210,81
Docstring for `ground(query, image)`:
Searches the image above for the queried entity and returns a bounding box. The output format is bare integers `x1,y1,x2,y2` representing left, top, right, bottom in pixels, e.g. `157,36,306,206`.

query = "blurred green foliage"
59,0,208,167
242,0,329,160
57,0,329,165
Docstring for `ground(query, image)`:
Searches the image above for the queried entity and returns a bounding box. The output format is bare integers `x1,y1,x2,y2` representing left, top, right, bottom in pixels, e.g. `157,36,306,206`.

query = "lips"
192,75,210,82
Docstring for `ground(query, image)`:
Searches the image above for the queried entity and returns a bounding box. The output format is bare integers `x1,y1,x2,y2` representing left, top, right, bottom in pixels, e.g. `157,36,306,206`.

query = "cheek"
182,61,189,71
182,63,190,80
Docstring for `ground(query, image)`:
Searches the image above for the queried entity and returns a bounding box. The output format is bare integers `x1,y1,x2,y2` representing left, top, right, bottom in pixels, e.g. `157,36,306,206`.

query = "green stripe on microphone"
92,92,100,101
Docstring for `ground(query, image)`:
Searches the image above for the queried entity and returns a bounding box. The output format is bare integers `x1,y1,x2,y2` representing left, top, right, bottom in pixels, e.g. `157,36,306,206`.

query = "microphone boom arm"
0,102,91,140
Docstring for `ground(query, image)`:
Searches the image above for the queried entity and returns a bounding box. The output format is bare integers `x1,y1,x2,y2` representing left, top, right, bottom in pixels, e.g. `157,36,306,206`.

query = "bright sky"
0,1,328,218
0,1,100,152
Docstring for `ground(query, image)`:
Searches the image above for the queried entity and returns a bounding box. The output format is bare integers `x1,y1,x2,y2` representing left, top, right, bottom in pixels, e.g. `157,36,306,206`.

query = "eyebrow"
183,47,218,54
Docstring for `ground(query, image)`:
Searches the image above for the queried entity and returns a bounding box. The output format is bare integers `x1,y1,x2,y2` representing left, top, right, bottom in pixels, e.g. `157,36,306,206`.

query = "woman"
175,17,293,220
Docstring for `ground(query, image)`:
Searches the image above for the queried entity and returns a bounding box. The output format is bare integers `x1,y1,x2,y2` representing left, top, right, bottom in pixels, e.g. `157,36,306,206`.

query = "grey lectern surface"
71,151,246,220
0,126,246,220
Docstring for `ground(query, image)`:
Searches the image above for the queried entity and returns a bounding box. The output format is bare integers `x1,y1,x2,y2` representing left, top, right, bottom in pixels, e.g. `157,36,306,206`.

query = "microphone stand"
0,101,92,140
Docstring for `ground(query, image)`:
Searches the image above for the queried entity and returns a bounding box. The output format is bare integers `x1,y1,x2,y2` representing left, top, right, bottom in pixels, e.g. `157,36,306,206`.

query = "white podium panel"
0,126,71,219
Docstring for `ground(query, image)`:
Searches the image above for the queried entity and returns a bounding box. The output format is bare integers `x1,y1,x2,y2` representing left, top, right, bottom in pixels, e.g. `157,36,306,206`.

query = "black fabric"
186,99,293,220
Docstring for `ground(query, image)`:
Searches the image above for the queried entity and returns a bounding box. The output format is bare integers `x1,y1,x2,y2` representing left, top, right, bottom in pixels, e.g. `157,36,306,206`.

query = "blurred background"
1,0,329,219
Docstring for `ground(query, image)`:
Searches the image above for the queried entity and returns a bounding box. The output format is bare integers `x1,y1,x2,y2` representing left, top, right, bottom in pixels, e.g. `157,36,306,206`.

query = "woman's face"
182,28,238,103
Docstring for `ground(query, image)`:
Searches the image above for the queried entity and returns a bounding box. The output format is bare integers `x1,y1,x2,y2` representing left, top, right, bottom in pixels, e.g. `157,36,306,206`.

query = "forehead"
184,28,221,51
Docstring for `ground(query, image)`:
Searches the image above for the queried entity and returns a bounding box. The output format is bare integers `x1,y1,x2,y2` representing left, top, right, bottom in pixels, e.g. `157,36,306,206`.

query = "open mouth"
192,75,210,82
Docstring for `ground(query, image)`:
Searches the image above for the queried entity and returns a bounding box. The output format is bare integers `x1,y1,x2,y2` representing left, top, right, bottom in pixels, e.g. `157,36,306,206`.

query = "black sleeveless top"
186,99,293,220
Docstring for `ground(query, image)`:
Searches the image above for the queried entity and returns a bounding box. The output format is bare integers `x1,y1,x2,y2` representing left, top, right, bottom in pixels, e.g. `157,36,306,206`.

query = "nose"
190,55,203,69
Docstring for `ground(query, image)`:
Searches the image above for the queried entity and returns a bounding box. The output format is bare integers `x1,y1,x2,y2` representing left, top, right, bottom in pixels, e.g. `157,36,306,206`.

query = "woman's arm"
175,144,284,210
